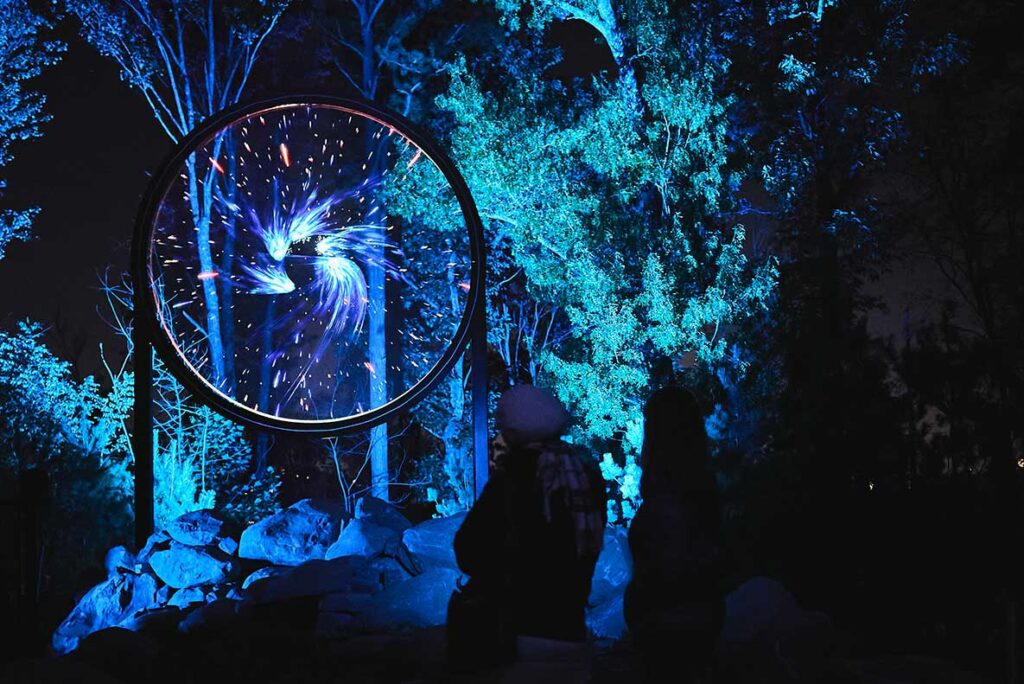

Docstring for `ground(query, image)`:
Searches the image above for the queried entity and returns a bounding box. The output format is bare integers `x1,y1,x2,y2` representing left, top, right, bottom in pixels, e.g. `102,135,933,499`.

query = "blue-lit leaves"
778,54,813,93
0,0,64,259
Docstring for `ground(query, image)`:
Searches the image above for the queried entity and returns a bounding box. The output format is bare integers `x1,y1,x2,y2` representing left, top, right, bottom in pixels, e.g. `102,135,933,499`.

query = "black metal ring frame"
132,95,486,437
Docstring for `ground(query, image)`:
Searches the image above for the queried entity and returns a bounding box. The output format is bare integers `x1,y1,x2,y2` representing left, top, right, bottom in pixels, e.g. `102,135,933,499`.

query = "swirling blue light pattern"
148,103,471,424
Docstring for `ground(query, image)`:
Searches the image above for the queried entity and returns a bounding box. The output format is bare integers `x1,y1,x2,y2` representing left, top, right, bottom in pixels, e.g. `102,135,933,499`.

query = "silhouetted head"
640,386,715,497
495,384,570,448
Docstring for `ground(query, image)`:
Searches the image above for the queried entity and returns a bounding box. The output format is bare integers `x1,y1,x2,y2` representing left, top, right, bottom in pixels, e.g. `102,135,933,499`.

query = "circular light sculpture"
134,97,484,434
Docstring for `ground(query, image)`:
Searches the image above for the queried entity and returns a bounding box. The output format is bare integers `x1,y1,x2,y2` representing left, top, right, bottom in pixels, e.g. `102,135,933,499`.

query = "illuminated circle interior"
148,103,473,426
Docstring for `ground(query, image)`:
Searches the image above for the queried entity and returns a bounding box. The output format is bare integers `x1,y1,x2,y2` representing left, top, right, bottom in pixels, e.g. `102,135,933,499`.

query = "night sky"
0,23,166,374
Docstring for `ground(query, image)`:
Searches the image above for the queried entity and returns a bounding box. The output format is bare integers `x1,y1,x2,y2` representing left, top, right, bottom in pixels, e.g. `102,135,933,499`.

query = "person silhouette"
624,387,725,683
451,384,606,682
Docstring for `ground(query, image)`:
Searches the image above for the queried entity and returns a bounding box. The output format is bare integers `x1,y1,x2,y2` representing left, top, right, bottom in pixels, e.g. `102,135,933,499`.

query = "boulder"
163,509,234,548
355,496,412,532
317,592,375,637
167,586,206,609
357,556,413,592
217,536,239,556
241,565,288,590
319,590,374,615
136,530,171,567
720,576,802,646
245,557,365,604
588,527,632,606
69,627,163,682
177,599,247,634
363,567,461,629
53,572,160,654
148,542,239,589
718,576,835,681
325,555,413,595
401,513,466,570
316,611,360,636
119,606,184,636
587,593,627,640
238,498,343,566
103,546,136,577
325,519,400,560
204,583,241,602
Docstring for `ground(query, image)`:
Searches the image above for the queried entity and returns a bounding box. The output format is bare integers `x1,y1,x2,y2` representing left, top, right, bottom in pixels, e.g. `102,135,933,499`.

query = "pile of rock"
50,494,849,680
51,498,474,654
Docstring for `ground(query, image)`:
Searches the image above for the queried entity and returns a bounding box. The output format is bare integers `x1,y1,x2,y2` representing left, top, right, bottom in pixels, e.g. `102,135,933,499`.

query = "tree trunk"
186,153,225,384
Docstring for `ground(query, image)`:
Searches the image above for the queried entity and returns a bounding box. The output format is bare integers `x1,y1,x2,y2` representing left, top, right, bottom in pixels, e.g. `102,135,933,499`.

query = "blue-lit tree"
318,0,474,505
99,274,282,527
70,0,291,386
71,0,291,498
0,0,64,259
733,0,918,483
0,321,134,607
390,0,778,521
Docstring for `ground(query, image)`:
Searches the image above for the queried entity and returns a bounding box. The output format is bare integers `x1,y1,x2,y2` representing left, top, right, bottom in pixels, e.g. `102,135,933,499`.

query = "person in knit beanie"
451,384,606,681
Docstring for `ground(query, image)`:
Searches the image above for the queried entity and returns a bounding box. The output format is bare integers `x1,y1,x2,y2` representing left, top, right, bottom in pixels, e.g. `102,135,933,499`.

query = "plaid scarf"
534,443,605,558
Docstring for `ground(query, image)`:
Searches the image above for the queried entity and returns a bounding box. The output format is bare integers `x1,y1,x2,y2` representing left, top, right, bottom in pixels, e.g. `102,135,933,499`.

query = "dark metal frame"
132,96,488,545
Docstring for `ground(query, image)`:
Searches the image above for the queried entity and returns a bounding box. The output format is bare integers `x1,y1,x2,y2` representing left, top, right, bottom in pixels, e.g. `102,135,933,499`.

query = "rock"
203,583,241,603
588,527,632,606
587,593,627,639
217,536,239,556
363,567,461,629
163,509,234,547
177,599,247,634
401,513,466,570
718,577,835,682
53,573,160,654
225,586,246,601
319,590,374,615
136,530,171,567
155,584,172,606
326,556,413,595
720,576,801,645
390,538,424,576
120,606,184,636
316,611,360,636
70,627,163,682
103,546,136,577
238,498,343,566
241,565,288,591
317,592,375,637
325,519,400,560
358,556,413,592
355,496,412,532
148,542,239,589
167,586,206,609
245,557,365,603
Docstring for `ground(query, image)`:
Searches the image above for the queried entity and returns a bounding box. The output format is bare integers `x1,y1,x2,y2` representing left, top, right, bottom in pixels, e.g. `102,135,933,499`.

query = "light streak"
242,263,296,294
406,148,422,169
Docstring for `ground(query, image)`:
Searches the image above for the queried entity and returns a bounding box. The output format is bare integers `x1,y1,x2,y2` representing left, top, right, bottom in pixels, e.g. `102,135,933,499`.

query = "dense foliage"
0,0,64,257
